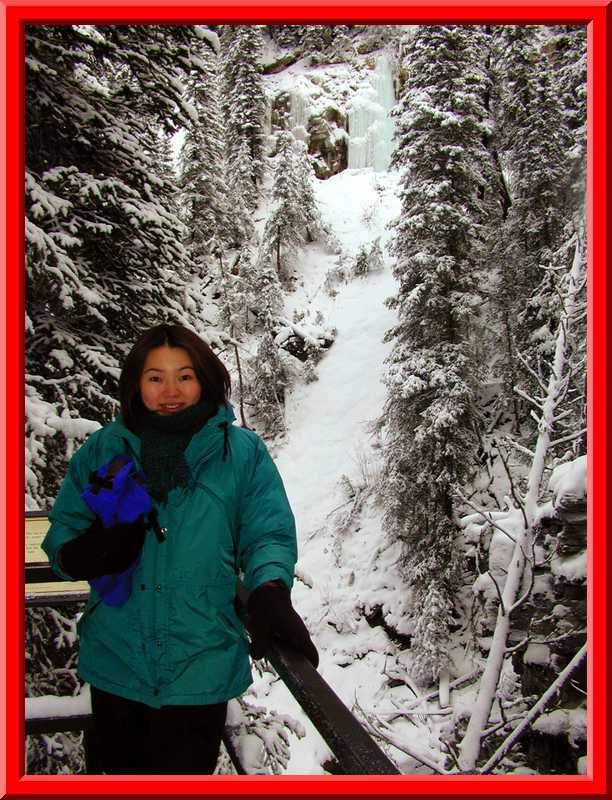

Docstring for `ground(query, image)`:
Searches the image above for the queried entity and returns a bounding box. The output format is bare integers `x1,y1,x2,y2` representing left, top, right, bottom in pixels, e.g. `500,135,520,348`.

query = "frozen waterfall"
347,55,396,172
275,54,396,174
289,88,311,143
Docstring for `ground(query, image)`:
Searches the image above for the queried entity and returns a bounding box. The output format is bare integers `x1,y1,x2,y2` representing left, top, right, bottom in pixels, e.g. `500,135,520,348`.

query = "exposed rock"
516,500,587,773
263,51,302,75
269,93,347,178
555,499,587,557
270,91,292,131
307,111,348,178
364,604,412,650
522,728,582,774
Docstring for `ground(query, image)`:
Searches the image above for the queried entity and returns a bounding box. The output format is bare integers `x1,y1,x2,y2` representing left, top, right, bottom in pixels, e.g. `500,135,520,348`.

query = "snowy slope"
244,168,456,774
276,168,399,540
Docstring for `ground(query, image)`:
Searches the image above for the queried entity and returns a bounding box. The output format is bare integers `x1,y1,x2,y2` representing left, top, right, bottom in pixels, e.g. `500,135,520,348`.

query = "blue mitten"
75,456,154,607
82,456,152,527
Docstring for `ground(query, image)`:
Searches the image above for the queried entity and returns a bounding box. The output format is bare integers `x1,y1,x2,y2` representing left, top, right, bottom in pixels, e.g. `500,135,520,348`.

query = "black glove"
58,516,147,580
247,581,319,669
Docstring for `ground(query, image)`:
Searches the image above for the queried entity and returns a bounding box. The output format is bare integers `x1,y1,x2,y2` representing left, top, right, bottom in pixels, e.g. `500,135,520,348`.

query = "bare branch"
487,570,506,616
514,386,544,410
482,713,524,739
515,351,549,393
454,488,517,543
402,669,483,712
549,428,587,447
509,558,535,613
554,407,576,422
496,447,529,531
372,708,453,719
532,629,587,646
503,436,535,459
353,696,450,774
505,636,530,655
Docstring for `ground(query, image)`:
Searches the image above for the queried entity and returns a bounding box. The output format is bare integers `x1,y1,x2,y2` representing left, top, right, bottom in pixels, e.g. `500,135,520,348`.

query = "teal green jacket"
42,404,297,708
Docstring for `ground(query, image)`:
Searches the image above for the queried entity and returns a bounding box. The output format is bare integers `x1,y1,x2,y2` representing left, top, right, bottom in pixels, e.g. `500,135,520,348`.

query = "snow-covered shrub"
224,696,305,774
274,312,336,363
323,258,348,297
248,327,290,437
352,238,384,279
26,603,85,774
360,202,378,229
303,354,319,384
353,244,371,278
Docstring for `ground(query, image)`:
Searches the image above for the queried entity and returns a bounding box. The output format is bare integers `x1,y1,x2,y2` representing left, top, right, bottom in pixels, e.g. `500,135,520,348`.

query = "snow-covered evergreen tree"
546,25,587,212
26,604,84,773
494,26,573,332
302,26,333,61
259,131,310,283
215,248,249,341
25,24,212,507
179,37,230,265
353,244,371,279
248,318,289,437
488,26,584,438
352,238,384,279
380,25,492,685
222,25,266,210
267,25,304,50
293,140,326,244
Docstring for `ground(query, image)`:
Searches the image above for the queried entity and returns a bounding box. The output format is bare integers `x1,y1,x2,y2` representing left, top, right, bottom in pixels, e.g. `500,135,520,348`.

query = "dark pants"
89,685,227,775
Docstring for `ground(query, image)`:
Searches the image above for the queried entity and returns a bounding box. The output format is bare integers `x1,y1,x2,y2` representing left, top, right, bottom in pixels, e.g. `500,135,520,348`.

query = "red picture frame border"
1,1,608,797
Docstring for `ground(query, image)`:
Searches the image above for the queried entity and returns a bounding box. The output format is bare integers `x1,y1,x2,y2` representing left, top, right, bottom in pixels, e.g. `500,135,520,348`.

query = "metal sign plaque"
25,513,90,599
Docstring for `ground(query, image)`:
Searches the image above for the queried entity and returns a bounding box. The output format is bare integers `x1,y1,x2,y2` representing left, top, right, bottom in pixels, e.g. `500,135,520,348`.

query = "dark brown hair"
119,324,231,430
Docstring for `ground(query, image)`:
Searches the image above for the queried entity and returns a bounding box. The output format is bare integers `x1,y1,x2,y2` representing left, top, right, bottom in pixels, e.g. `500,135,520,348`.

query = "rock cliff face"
468,450,587,774
264,52,396,179
515,500,587,773
270,91,348,178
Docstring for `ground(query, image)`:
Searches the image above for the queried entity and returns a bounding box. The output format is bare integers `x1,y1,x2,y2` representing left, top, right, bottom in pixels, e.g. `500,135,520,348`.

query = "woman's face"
139,346,202,415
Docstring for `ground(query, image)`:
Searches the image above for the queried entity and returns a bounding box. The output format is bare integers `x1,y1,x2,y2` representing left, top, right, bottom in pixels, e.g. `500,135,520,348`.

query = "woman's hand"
59,517,147,580
247,581,319,669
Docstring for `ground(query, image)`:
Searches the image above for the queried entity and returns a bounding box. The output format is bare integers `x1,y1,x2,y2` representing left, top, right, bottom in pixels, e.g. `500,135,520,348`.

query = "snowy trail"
275,169,400,555
246,169,409,774
276,266,397,551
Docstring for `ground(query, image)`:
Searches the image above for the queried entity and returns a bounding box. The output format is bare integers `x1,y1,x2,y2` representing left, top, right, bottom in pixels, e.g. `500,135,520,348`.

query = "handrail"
236,582,400,775
25,517,400,775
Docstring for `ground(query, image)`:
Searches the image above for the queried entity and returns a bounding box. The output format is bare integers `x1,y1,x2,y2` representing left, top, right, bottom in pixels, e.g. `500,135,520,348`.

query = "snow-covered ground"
243,167,451,773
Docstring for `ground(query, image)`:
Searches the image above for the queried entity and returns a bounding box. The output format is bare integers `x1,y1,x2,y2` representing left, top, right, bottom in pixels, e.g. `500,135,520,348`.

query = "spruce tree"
25,24,212,506
302,26,332,59
293,140,325,243
179,38,230,266
381,25,491,685
489,26,580,435
249,318,289,437
546,25,587,210
222,25,266,209
267,25,304,50
259,131,309,283
494,26,573,315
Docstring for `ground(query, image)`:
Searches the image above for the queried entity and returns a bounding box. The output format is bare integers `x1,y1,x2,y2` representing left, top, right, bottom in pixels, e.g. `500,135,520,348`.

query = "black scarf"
135,398,219,504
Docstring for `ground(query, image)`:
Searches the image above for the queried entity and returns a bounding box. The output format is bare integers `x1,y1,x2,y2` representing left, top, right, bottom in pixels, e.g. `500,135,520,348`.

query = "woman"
42,323,318,775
